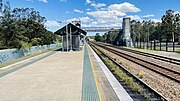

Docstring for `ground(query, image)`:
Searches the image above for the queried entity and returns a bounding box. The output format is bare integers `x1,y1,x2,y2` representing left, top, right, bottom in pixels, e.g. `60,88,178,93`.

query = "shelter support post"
62,36,64,51
78,35,80,51
173,32,175,52
66,25,68,51
70,26,72,51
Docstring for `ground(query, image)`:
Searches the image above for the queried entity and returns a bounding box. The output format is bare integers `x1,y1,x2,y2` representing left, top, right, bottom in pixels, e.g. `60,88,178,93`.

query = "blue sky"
2,0,180,35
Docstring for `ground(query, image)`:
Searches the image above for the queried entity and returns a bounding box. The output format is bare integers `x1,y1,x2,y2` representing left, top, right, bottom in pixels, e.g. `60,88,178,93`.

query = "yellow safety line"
86,45,104,101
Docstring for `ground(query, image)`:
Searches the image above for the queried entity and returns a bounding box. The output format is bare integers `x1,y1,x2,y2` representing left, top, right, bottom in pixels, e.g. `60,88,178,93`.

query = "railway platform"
0,44,132,101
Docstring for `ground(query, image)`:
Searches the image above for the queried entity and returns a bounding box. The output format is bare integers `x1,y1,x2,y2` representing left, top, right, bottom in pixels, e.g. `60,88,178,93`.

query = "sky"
2,0,180,36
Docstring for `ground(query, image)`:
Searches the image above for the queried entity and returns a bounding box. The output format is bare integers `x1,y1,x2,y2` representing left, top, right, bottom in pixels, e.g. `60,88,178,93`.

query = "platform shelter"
55,23,87,51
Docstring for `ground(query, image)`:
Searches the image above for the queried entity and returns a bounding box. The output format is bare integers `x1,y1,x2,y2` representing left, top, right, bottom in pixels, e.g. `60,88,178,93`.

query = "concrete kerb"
88,44,133,101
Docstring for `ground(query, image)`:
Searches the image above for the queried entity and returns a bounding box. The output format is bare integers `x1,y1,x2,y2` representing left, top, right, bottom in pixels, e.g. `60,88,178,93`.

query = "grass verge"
131,46,180,54
91,45,152,101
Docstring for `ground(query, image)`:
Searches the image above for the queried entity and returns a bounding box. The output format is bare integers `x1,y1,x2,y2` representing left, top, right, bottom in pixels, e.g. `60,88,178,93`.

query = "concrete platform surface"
0,49,84,101
87,45,119,101
88,45,133,101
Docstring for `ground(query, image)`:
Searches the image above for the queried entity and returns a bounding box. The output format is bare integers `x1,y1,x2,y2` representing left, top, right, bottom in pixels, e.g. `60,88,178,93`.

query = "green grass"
137,72,144,79
91,45,152,101
129,46,180,55
176,51,180,54
0,47,61,68
128,47,155,54
102,57,142,94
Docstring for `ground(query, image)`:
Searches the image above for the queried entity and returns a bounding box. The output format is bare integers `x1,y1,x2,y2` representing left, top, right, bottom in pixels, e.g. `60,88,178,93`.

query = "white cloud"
79,17,91,22
59,0,67,2
73,9,83,13
86,8,91,11
127,15,142,21
87,2,140,19
142,14,154,18
128,15,161,23
39,0,48,3
86,0,92,4
66,17,92,23
45,21,60,27
109,10,126,16
90,3,106,8
87,11,112,19
82,18,122,27
86,0,106,9
86,2,141,27
108,2,141,13
151,19,161,23
87,10,125,19
65,16,123,27
175,11,180,14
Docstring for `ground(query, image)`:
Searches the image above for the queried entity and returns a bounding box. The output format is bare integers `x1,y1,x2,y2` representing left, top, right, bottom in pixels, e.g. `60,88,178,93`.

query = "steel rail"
89,42,168,101
93,42,180,83
101,42,180,66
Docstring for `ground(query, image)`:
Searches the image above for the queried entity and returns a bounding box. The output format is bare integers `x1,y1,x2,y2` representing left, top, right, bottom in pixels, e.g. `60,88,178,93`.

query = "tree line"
95,9,180,45
0,1,58,49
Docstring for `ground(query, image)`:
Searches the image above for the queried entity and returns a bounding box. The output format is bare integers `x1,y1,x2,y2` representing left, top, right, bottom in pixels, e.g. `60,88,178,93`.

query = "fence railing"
133,41,180,52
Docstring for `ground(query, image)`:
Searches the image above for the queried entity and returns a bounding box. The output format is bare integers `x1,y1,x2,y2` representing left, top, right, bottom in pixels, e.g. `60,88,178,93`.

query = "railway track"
101,43,180,66
91,42,180,83
89,42,168,101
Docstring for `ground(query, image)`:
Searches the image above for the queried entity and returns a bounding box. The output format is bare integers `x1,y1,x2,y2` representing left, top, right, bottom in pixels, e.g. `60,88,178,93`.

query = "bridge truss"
82,27,121,32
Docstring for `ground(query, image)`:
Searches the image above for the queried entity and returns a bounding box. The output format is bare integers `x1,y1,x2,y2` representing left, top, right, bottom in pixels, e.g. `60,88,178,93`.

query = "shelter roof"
54,23,87,36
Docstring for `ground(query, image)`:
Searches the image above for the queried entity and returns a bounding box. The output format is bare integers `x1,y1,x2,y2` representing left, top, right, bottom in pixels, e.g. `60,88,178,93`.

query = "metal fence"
133,41,180,52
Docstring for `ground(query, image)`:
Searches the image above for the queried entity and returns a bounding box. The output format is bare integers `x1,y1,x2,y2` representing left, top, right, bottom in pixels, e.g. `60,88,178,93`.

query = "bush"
20,41,32,51
138,72,144,79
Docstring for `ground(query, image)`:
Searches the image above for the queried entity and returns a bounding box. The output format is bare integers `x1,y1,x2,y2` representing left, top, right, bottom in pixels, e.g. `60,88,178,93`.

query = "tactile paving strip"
81,45,100,101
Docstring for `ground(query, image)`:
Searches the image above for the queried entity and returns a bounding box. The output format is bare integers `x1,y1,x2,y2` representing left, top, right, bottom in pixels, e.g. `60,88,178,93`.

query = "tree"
102,33,107,43
161,9,180,41
0,1,58,49
95,33,103,42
